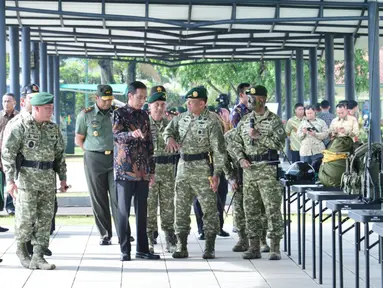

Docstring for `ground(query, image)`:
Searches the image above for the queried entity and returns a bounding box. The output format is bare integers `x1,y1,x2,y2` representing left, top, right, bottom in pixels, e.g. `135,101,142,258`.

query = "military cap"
185,86,208,100
142,103,149,111
148,91,167,104
167,107,178,116
177,106,187,114
30,92,54,106
150,85,166,95
96,84,114,100
207,105,216,112
246,85,268,97
21,84,40,96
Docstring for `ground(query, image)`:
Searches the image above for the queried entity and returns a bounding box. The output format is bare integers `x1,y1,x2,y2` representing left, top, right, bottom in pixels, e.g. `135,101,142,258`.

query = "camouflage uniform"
2,110,66,269
231,107,286,260
147,115,177,252
163,107,226,259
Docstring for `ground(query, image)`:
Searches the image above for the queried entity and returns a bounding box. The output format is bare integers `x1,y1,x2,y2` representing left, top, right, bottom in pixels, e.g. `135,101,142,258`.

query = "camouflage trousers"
174,174,220,236
243,164,283,239
147,177,175,233
15,188,55,249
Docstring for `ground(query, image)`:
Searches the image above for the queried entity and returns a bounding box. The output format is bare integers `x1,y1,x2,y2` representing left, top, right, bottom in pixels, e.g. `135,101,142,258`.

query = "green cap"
185,86,208,100
142,103,149,111
246,85,267,97
30,92,54,106
150,85,166,95
148,91,167,104
177,106,187,114
167,107,178,116
97,84,114,100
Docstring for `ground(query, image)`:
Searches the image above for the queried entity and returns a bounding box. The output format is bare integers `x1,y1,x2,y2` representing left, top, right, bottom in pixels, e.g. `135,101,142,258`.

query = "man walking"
113,81,160,261
2,92,67,270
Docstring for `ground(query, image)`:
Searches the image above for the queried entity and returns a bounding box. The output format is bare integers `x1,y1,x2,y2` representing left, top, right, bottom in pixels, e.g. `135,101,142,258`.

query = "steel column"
47,55,54,94
21,27,31,88
309,47,318,105
296,49,305,104
31,42,39,85
53,56,60,124
275,60,282,117
39,42,48,91
285,59,292,119
368,1,381,143
325,34,335,112
344,34,356,101
0,1,6,100
9,27,20,110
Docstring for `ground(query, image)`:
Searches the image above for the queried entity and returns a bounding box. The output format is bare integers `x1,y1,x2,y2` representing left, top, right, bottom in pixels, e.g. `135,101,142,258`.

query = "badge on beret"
250,88,256,94
157,87,162,93
93,131,99,137
192,91,198,97
32,85,39,92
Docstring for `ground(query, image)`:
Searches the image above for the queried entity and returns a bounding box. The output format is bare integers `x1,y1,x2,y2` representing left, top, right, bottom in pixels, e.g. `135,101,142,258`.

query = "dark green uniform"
75,103,118,242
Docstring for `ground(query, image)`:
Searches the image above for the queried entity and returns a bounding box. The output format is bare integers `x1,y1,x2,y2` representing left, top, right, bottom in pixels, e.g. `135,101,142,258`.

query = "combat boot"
172,233,188,258
269,238,281,260
260,233,270,253
242,238,262,259
29,246,56,270
16,242,31,269
232,230,249,252
147,232,155,253
164,230,177,253
202,234,216,259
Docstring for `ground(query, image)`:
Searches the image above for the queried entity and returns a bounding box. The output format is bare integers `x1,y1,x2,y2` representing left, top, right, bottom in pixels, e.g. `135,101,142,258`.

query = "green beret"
246,85,267,97
167,107,178,116
177,106,187,114
97,84,114,100
142,103,149,111
150,85,166,95
185,86,207,100
207,105,216,112
30,92,54,106
148,91,167,104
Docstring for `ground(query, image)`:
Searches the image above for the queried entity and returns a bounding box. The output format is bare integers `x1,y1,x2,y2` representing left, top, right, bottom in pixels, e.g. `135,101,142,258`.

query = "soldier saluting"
230,85,286,260
163,86,226,259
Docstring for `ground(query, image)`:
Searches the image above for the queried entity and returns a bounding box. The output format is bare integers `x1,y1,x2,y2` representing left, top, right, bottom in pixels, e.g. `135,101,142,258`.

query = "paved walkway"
1,220,382,288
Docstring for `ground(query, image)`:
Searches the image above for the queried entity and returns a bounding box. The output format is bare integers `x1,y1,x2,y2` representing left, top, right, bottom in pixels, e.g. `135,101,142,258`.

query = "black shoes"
198,233,205,240
153,231,159,244
219,229,230,237
6,208,15,215
0,258,2,263
100,237,112,245
0,226,9,233
130,236,135,242
136,252,160,260
120,253,131,261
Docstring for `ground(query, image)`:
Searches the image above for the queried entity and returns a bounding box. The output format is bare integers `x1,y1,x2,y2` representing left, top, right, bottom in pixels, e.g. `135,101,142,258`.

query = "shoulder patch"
83,106,95,113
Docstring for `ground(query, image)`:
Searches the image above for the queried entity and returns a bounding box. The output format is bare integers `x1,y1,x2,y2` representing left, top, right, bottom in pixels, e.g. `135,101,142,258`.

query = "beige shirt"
297,118,329,156
285,116,303,151
329,115,359,139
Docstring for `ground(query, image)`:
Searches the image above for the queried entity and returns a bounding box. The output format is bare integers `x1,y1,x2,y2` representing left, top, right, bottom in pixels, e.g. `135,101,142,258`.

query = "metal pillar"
0,0,6,99
285,59,292,119
9,27,20,110
39,42,47,91
325,34,335,112
31,42,39,85
368,1,381,143
275,60,282,117
53,56,60,125
47,55,54,94
296,49,305,104
21,27,31,88
309,47,318,105
344,34,356,101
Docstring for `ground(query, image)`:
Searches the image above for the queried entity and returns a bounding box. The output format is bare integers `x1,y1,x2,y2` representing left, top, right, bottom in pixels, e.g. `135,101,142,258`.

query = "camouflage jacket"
1,113,67,190
231,107,286,164
163,108,226,177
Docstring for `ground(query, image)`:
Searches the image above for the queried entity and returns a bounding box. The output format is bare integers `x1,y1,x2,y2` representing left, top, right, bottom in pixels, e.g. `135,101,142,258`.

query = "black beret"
246,85,268,97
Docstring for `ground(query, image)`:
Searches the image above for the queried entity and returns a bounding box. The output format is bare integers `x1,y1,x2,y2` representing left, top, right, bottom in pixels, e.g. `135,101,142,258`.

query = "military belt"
88,150,113,155
154,155,180,164
21,160,54,170
180,152,209,162
247,150,279,162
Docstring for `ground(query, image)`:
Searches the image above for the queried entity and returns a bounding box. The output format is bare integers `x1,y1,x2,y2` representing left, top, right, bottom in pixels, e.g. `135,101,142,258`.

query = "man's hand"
308,130,316,137
302,127,308,134
240,159,251,169
165,137,180,153
149,174,155,188
209,175,220,193
7,181,17,200
229,179,239,191
337,127,346,134
132,129,144,139
59,180,69,193
249,128,261,140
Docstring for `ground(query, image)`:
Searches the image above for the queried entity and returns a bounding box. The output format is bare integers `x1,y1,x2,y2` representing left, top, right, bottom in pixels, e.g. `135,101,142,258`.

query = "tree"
98,59,115,84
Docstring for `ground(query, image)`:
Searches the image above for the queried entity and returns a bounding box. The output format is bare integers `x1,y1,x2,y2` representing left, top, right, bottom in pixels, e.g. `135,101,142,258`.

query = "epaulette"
83,106,95,113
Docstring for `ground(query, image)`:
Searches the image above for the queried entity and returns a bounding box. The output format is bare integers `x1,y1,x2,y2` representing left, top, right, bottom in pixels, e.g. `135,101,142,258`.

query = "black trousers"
193,173,228,234
116,180,149,254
